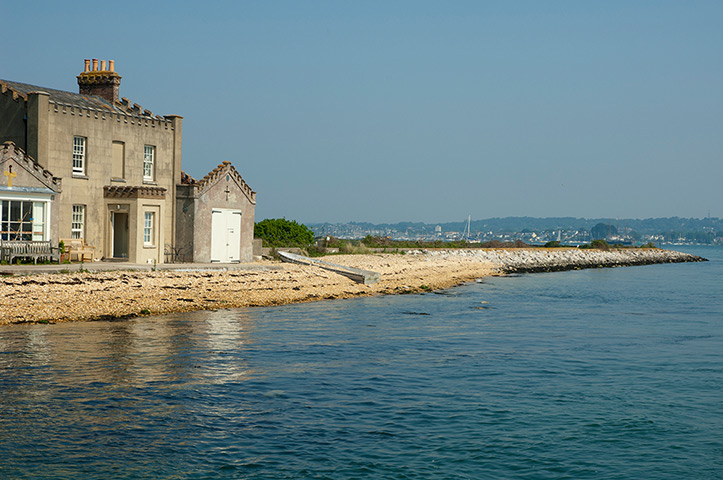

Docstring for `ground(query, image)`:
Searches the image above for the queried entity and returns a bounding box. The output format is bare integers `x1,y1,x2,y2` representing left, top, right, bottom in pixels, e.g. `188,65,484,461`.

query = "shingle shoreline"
0,248,705,325
407,247,707,274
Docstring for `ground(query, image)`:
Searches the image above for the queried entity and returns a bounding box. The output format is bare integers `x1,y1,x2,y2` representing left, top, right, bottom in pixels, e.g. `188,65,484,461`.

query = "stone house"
0,59,256,263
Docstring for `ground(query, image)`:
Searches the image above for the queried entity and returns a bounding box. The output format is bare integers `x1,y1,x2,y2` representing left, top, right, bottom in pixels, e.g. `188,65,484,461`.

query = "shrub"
255,218,315,248
338,241,371,255
590,239,610,250
305,245,327,257
544,241,561,248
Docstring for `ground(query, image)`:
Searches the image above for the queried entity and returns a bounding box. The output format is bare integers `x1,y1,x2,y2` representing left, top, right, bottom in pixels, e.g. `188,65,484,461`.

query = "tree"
591,223,617,240
255,218,315,247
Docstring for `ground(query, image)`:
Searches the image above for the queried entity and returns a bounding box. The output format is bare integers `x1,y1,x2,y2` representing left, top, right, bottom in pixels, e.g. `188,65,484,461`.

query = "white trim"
212,209,242,214
0,191,54,202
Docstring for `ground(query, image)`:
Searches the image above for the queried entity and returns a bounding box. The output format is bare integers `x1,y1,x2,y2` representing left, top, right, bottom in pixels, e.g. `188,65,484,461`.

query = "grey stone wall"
37,99,182,261
0,86,27,149
174,185,196,262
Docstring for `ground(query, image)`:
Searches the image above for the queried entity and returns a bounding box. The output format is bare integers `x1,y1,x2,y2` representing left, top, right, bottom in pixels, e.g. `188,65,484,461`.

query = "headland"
0,248,705,325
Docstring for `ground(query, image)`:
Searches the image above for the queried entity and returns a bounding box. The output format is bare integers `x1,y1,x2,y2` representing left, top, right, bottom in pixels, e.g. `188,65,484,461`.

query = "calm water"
1,246,722,479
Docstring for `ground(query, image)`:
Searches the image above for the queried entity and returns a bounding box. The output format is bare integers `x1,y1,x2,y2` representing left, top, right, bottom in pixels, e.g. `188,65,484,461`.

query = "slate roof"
0,79,158,119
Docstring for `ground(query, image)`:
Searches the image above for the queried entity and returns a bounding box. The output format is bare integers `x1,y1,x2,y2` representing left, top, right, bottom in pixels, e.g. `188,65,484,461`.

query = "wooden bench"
164,244,187,263
60,238,96,262
0,240,61,264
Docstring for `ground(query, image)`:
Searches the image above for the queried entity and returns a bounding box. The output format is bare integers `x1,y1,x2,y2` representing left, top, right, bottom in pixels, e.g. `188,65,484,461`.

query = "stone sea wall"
408,248,706,274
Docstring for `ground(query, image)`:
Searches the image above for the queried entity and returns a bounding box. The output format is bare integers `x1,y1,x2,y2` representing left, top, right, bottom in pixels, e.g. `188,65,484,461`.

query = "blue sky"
4,1,722,223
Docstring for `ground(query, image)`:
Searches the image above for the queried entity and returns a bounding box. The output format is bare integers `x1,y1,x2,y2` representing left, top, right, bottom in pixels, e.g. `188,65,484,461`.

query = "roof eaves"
0,80,28,102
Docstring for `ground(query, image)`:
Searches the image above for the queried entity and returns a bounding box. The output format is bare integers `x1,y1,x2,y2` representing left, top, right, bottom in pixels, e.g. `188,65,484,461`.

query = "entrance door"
210,209,242,262
111,212,129,258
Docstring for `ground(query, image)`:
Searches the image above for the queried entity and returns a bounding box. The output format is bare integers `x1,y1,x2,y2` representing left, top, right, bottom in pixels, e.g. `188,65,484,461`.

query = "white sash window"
143,145,155,181
73,136,86,175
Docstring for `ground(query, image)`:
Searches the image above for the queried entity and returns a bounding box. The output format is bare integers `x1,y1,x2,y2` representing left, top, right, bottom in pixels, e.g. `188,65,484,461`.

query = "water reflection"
0,309,265,478
0,309,259,390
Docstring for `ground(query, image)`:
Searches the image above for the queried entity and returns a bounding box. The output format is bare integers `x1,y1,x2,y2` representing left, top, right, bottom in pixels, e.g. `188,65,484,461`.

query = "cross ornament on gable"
224,185,231,201
3,164,17,188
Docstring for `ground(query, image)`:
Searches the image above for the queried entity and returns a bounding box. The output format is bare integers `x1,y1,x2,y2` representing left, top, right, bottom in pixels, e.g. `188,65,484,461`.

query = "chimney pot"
78,58,122,103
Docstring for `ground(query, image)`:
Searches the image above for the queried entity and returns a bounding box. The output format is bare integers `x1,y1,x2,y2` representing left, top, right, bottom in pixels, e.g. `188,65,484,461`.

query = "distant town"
309,217,723,246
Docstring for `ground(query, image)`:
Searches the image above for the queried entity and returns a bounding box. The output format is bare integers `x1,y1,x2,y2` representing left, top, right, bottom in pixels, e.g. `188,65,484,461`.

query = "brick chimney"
77,58,122,103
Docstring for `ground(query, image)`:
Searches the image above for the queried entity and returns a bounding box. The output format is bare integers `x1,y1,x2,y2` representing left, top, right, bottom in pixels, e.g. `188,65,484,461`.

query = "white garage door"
211,209,242,263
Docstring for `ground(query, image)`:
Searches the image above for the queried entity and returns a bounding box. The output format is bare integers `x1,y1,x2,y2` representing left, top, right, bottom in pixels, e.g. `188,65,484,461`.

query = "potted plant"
59,240,70,263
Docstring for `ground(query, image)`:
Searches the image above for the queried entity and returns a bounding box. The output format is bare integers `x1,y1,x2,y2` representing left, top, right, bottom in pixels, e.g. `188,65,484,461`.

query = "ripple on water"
1,247,722,478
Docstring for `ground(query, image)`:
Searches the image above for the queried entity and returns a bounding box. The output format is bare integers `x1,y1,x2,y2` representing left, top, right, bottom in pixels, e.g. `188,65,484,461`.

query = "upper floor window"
71,205,85,239
73,136,86,175
112,141,125,180
143,145,155,182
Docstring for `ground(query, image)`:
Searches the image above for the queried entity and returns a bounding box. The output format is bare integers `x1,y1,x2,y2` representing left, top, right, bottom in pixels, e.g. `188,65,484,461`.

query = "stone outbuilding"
176,162,256,263
0,141,62,242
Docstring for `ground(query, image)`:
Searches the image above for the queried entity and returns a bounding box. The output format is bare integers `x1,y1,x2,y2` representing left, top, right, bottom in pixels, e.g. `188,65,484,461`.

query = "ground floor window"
0,200,47,241
72,205,85,239
144,211,155,246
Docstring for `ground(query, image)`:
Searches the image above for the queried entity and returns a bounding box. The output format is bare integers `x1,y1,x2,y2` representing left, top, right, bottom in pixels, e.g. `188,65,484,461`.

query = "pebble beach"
0,248,704,324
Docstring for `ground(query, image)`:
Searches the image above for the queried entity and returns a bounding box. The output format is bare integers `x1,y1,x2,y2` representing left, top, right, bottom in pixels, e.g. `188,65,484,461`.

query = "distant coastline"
310,216,722,246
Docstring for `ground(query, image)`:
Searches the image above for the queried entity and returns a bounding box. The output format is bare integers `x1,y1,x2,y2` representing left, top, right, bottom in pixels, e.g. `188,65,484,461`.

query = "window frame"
143,211,155,246
73,136,86,175
71,205,85,240
143,145,155,182
32,202,46,241
1,200,38,241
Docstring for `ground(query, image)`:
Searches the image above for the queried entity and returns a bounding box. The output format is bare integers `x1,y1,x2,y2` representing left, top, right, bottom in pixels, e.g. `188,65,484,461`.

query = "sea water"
1,246,721,479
